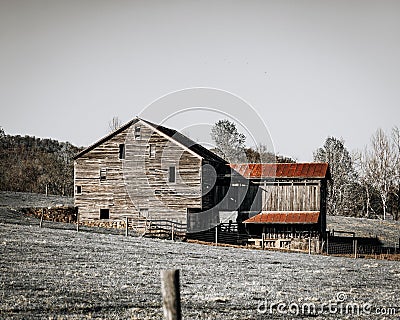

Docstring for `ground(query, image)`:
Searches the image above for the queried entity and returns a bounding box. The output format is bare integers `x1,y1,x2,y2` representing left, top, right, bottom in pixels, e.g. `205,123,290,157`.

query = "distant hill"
0,128,82,196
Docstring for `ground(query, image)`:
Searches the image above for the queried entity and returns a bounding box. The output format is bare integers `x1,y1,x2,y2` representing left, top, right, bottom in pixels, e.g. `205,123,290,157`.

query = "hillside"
327,215,400,247
0,129,82,196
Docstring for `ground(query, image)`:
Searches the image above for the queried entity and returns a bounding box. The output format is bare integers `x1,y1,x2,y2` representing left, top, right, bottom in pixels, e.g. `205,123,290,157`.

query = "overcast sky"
1,0,399,161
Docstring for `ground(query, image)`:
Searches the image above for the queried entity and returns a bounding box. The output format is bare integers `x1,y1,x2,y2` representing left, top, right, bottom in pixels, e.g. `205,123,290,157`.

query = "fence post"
76,211,79,232
160,269,182,320
125,217,129,237
354,239,358,259
326,234,329,255
261,233,265,250
308,237,311,255
215,225,218,246
39,208,44,228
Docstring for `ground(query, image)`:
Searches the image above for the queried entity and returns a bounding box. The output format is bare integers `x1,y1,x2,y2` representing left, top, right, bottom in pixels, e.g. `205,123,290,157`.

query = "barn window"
100,208,109,219
76,185,82,194
168,166,176,183
100,168,107,181
134,126,141,140
139,208,149,218
149,144,156,158
119,144,125,159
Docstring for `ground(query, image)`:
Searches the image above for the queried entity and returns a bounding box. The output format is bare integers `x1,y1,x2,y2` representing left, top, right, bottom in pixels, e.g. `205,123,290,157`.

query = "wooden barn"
74,117,247,233
230,163,330,250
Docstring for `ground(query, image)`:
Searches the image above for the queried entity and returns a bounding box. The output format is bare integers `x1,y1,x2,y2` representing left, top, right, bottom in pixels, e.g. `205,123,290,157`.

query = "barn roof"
74,119,137,159
74,117,227,163
243,211,320,224
140,119,227,163
229,163,330,179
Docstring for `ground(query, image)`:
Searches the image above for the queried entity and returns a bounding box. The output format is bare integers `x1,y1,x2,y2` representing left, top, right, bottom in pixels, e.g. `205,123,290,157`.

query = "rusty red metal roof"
230,163,330,179
243,211,320,224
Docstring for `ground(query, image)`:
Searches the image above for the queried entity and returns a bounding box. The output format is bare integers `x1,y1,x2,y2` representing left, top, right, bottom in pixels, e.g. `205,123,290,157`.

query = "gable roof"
140,118,227,163
74,117,227,163
229,163,330,179
74,119,137,159
243,211,320,224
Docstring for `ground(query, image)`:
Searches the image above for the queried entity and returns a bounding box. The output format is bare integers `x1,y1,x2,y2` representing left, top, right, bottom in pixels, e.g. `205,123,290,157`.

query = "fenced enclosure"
187,222,252,245
3,207,399,260
143,219,187,239
327,235,399,258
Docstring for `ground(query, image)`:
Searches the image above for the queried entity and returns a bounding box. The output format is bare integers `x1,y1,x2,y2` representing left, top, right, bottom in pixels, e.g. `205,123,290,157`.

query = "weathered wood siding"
75,120,202,223
260,181,321,212
75,127,135,220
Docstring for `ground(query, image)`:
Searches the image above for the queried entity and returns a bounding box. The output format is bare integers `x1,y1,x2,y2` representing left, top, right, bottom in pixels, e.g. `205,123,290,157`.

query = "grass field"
1,206,399,319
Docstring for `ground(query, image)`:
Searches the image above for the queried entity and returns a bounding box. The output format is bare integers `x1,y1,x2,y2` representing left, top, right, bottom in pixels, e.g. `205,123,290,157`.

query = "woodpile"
21,206,77,223
81,220,125,229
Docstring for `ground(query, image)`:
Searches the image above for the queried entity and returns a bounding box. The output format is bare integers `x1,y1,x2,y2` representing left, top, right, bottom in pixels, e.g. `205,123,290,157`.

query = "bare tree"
391,126,400,220
365,129,396,220
353,149,376,218
109,116,122,132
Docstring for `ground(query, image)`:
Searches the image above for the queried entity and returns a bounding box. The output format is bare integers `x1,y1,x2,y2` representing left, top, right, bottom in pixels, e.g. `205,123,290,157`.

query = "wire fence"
327,236,400,258
2,208,399,259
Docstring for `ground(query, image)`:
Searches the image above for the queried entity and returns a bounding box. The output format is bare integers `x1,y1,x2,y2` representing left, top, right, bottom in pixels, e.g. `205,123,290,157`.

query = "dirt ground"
1,206,399,319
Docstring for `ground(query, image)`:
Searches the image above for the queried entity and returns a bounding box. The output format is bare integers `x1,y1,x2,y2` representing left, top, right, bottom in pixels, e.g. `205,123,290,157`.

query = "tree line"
314,128,400,220
211,119,400,220
210,119,295,164
0,127,82,196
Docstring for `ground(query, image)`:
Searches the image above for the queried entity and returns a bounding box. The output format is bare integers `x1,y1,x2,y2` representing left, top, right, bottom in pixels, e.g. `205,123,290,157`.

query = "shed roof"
243,211,320,224
229,163,330,179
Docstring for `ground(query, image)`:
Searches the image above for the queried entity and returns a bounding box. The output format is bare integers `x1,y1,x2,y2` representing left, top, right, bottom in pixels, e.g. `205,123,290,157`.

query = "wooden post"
171,224,175,241
215,225,218,246
125,217,129,237
160,269,182,320
308,237,311,255
261,233,265,250
326,234,329,255
39,208,44,228
354,239,358,259
76,211,79,232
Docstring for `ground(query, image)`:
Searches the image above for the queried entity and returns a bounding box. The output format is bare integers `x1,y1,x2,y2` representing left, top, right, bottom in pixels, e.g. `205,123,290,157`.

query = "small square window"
168,166,176,183
100,208,109,219
100,168,107,181
119,144,125,159
139,208,149,218
76,186,82,194
134,126,141,140
149,144,156,158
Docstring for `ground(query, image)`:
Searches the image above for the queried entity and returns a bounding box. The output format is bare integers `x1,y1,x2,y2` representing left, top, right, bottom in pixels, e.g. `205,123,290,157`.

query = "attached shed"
230,163,331,242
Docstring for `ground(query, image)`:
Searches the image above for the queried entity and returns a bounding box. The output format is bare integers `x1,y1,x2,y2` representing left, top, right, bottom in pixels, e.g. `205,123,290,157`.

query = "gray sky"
1,0,399,161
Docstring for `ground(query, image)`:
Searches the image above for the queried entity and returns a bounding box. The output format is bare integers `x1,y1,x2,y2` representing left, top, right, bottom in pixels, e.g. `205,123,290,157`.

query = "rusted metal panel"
230,163,329,179
243,211,320,224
